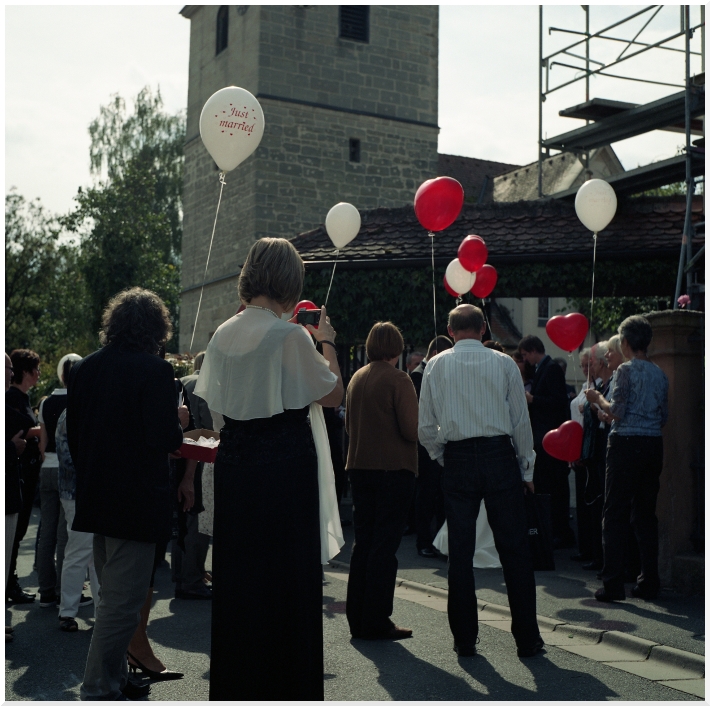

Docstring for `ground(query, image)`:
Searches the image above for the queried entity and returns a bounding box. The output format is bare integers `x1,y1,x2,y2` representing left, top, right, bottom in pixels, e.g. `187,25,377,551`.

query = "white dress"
433,501,501,569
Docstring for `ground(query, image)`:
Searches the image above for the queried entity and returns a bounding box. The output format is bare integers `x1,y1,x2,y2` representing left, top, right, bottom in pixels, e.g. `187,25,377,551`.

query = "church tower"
179,5,439,351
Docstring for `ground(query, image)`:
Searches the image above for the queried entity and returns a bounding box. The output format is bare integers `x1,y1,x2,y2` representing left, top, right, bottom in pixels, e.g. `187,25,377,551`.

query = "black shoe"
121,681,151,699
7,587,35,604
39,592,58,608
630,584,659,600
175,586,212,600
517,638,545,658
418,547,438,558
78,594,93,607
454,643,477,657
582,561,603,571
355,626,413,641
127,651,184,681
594,587,626,602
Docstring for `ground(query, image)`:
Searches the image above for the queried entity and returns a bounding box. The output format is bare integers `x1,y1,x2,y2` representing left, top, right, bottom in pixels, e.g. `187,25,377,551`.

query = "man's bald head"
448,304,486,340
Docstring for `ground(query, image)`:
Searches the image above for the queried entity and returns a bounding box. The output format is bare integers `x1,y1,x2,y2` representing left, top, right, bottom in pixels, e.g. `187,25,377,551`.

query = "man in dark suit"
519,335,575,548
67,288,187,701
410,336,452,557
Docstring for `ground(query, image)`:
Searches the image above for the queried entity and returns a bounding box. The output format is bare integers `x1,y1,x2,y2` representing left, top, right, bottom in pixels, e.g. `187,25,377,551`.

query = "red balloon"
470,265,497,298
414,177,464,232
458,235,488,272
543,421,584,462
443,276,459,298
546,313,589,352
294,300,318,313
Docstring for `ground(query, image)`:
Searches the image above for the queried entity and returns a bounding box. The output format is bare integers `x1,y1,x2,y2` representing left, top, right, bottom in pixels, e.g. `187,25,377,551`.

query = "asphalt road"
5,507,702,701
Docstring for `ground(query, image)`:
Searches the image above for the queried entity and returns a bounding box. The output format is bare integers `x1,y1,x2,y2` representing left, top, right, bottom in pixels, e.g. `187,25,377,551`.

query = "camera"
297,309,321,327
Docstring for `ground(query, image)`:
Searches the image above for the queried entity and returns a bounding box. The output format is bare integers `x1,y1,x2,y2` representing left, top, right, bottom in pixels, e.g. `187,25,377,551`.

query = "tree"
65,87,186,348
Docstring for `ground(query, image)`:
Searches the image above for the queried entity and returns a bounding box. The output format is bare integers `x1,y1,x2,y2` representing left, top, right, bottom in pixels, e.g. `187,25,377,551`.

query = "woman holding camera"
585,315,668,602
195,238,343,701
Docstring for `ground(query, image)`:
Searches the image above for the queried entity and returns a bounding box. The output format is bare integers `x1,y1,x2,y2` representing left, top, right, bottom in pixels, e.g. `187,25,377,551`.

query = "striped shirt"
418,339,536,481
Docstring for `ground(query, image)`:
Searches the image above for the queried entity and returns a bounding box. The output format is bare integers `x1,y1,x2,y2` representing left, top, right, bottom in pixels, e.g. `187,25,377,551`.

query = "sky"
5,4,704,217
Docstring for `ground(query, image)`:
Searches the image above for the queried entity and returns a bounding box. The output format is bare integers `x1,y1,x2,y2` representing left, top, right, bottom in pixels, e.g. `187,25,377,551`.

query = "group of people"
5,235,669,701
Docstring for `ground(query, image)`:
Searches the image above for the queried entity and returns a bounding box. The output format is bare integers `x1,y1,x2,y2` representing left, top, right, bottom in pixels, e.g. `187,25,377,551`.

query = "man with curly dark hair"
66,287,188,701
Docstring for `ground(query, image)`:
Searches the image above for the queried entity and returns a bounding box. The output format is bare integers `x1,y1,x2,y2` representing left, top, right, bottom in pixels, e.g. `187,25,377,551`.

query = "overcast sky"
5,4,704,217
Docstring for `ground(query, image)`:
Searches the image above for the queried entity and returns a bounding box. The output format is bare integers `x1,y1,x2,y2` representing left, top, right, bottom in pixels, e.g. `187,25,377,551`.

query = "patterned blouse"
55,409,77,500
609,359,668,437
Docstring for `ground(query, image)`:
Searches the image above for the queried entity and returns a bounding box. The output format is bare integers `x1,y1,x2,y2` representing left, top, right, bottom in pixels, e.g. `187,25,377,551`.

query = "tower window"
216,6,229,55
537,297,550,328
349,138,361,163
339,6,369,43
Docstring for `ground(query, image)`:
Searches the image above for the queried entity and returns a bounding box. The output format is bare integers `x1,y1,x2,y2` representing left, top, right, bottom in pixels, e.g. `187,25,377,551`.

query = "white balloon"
57,353,82,383
446,259,476,295
575,179,617,233
325,202,361,249
199,86,265,172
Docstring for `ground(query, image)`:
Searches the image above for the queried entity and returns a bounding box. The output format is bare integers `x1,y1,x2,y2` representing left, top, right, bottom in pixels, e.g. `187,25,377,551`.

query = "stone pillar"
645,310,704,592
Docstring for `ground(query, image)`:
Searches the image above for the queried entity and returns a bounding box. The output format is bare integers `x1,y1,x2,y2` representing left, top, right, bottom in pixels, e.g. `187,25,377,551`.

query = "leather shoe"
454,643,477,657
631,584,658,600
418,547,438,558
121,681,151,699
582,561,603,571
594,587,625,602
355,626,413,641
175,586,212,600
6,588,35,605
517,638,545,658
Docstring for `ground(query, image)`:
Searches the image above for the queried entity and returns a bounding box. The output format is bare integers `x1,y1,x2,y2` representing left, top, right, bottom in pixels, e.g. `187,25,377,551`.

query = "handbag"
524,492,555,571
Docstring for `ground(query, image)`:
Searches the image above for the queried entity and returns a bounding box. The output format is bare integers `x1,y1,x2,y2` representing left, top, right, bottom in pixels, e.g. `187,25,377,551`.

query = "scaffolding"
537,5,705,309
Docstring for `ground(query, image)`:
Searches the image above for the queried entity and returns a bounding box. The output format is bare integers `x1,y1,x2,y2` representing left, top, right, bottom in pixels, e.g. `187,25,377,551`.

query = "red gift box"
180,429,220,463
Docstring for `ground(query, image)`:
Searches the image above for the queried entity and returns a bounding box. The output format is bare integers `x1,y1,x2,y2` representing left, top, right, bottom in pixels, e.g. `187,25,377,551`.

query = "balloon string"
430,232,437,342
481,299,492,335
587,232,598,388
324,249,340,309
190,171,227,351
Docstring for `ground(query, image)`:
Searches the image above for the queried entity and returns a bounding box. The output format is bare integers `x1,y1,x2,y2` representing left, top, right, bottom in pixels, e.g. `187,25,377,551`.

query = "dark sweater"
345,361,419,474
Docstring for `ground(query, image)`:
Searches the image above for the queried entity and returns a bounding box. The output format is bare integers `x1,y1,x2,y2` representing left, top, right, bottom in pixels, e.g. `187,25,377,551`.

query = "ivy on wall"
303,257,677,346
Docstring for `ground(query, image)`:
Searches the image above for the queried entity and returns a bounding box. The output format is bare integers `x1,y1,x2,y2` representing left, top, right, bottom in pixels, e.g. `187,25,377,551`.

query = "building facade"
179,5,440,350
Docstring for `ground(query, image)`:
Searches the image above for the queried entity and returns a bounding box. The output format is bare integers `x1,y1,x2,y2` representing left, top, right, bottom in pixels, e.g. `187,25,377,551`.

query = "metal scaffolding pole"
674,5,695,309
538,5,544,199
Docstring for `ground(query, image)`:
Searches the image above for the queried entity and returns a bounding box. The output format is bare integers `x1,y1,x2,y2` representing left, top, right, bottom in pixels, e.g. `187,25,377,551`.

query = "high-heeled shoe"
127,651,184,681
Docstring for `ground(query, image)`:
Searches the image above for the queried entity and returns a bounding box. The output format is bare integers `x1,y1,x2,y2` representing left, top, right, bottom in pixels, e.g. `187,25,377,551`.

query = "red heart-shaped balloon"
470,264,497,298
543,421,584,462
294,300,318,313
546,313,589,352
443,276,459,298
458,235,488,273
414,177,464,233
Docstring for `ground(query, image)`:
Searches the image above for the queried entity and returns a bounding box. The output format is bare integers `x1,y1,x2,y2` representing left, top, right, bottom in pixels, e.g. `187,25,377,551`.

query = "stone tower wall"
180,5,439,351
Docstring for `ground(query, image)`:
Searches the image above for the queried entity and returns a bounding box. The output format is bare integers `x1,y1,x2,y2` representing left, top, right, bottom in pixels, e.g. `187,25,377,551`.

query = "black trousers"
601,435,663,594
442,436,540,650
8,462,41,587
346,469,415,637
415,448,445,550
533,448,574,544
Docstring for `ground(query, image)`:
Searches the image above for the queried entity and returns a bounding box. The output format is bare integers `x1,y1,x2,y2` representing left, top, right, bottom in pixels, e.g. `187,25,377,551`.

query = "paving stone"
657,679,705,698
561,630,658,662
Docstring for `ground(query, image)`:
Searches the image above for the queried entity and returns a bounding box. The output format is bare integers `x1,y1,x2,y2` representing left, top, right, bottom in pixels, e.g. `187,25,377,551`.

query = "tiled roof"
438,154,521,204
291,196,703,266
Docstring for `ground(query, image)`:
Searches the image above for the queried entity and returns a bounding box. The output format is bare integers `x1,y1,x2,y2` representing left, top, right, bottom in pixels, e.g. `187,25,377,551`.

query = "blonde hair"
238,238,304,309
607,334,628,362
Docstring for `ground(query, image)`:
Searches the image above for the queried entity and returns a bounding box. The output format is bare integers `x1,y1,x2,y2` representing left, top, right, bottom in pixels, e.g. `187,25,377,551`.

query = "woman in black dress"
195,238,344,701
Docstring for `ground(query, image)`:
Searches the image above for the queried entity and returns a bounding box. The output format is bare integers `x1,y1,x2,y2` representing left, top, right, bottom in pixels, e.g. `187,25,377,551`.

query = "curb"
326,558,704,688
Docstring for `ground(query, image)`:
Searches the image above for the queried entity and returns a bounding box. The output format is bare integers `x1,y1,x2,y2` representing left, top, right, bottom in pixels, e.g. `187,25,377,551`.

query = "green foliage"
5,191,94,367
304,258,678,346
89,87,185,259
564,296,671,338
65,160,180,338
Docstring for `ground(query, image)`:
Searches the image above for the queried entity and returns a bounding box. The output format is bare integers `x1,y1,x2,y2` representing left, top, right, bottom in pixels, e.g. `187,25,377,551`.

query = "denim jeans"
601,435,663,594
37,466,68,597
346,469,415,637
443,436,540,650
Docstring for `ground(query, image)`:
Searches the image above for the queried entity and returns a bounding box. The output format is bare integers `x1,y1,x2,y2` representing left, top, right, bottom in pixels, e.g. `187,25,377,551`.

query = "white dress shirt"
418,339,536,481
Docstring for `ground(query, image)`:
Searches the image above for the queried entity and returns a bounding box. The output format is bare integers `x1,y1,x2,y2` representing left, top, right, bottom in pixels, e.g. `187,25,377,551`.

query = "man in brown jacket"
345,322,419,641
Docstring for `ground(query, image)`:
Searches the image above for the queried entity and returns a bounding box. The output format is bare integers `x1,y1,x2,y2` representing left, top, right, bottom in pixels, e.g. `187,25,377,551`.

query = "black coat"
66,344,184,543
528,355,571,449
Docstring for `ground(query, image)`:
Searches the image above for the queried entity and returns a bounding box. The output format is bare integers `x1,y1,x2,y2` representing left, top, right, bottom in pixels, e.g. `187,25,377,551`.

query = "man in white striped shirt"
419,304,543,659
